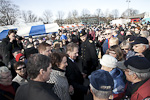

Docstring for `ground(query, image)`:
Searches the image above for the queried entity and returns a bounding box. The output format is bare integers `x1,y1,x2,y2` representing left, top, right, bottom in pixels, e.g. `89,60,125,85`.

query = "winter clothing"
79,38,98,76
1,37,23,65
100,54,118,68
47,69,71,100
0,82,20,100
109,68,125,94
89,69,114,91
66,57,88,100
130,79,150,100
15,80,60,100
12,74,28,85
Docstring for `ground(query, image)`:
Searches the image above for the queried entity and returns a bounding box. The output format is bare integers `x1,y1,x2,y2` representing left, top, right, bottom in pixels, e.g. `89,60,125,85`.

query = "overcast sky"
12,0,150,19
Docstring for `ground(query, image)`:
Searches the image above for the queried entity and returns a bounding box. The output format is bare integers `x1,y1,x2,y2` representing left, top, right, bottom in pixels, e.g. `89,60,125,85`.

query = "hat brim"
131,42,139,46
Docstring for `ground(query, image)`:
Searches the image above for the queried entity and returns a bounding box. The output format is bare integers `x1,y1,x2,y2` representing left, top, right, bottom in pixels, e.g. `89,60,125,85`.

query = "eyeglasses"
121,48,129,51
103,33,111,35
19,56,25,61
17,66,26,70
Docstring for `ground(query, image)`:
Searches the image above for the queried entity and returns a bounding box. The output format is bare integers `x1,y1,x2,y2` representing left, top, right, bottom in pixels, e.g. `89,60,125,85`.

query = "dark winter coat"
79,39,98,76
66,58,88,100
15,80,60,100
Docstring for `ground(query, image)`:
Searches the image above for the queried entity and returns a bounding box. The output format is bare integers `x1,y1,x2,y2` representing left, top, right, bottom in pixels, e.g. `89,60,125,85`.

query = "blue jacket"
60,34,67,40
109,68,125,94
102,39,108,54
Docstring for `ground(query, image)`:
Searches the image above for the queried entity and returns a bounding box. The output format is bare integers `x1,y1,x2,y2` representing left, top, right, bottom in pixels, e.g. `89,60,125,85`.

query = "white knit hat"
100,54,118,68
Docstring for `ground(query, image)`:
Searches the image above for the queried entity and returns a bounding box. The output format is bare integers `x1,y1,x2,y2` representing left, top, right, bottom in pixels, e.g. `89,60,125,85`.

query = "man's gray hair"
129,69,150,80
0,66,10,78
66,42,79,53
140,31,149,38
139,44,149,49
90,84,112,99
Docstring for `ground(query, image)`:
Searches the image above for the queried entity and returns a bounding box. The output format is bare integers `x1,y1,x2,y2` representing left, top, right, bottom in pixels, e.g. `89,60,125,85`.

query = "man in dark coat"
79,29,98,77
132,37,150,61
15,54,60,100
66,43,89,100
1,30,23,65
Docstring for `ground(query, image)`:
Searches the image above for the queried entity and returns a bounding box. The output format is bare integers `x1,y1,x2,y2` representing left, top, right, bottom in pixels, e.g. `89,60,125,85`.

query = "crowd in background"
0,22,150,100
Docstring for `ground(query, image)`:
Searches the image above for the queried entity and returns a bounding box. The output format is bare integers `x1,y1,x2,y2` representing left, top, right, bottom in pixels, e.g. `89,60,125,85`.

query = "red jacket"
131,79,150,100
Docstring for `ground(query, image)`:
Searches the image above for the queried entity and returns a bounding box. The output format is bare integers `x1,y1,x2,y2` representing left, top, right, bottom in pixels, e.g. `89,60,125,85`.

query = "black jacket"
1,37,23,65
79,39,98,75
66,58,88,100
143,49,150,62
15,80,60,100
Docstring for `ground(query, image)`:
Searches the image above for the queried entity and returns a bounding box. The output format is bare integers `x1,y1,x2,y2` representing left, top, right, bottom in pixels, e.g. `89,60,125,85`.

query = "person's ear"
132,73,138,80
143,45,147,50
39,51,43,54
39,69,44,75
90,87,93,94
67,51,71,55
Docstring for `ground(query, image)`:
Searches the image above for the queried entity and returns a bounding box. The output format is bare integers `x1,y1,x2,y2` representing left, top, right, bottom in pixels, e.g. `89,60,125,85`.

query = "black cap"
131,37,148,45
80,29,87,37
120,56,150,73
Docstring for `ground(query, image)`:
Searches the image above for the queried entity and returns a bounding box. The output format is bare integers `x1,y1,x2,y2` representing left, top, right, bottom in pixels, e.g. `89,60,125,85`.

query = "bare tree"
95,9,101,24
72,10,79,23
56,11,65,26
0,0,20,25
66,11,72,24
121,8,139,18
42,10,53,23
104,9,109,18
112,9,119,19
22,10,39,23
81,9,91,24
104,9,110,23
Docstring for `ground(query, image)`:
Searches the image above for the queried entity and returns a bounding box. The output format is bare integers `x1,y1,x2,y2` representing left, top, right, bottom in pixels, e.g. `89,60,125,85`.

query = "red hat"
16,53,24,62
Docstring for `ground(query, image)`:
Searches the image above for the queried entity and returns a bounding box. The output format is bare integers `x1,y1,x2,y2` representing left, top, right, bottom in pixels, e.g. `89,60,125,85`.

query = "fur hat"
100,54,118,68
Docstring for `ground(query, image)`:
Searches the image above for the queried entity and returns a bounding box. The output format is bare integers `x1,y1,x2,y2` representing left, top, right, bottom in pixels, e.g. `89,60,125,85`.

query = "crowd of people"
0,22,150,100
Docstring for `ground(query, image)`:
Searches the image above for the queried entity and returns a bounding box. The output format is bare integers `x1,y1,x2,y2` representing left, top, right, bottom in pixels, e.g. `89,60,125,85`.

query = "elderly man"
120,56,150,100
66,42,89,100
15,54,60,100
132,37,150,61
89,69,114,100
